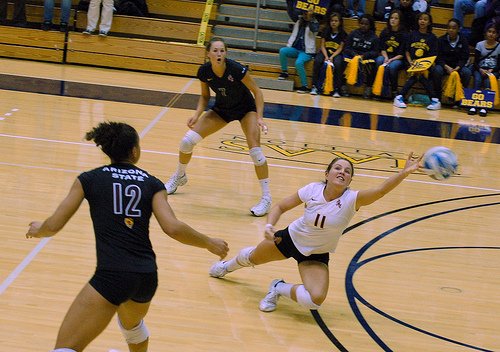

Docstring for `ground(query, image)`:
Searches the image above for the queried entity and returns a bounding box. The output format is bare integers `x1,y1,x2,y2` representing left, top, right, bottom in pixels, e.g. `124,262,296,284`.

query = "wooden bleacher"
0,0,478,91
0,26,65,63
74,15,210,42
66,35,205,76
0,0,213,75
148,0,217,21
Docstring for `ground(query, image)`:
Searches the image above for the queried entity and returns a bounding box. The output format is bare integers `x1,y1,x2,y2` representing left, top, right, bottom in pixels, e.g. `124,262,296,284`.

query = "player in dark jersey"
26,121,229,352
164,37,272,217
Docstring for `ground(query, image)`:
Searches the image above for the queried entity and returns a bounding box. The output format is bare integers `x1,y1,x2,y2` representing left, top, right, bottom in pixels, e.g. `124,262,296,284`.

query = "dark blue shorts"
212,101,256,123
89,270,158,306
274,227,330,265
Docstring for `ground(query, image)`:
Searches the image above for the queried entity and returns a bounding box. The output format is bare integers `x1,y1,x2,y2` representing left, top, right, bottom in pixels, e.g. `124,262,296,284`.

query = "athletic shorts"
89,270,158,306
212,101,256,123
274,227,330,265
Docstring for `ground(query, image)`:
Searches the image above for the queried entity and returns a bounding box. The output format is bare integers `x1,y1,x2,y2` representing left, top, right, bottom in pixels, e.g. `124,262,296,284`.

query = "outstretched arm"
26,179,85,238
356,153,422,210
264,192,303,240
153,190,229,259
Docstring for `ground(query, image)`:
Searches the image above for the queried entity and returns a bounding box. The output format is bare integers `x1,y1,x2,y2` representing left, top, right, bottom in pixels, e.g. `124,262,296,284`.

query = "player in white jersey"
209,153,421,312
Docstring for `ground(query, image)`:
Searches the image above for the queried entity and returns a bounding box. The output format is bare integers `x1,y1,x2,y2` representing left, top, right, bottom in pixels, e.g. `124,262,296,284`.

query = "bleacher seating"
0,0,480,94
0,0,213,75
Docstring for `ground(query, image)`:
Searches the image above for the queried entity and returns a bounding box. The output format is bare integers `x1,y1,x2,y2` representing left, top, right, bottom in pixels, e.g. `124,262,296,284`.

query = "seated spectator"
83,0,114,36
0,0,26,26
393,12,441,110
343,14,379,98
327,0,346,18
374,0,399,21
434,18,472,105
310,12,347,97
397,0,418,30
347,0,365,19
278,8,319,93
373,9,407,98
469,23,500,116
42,0,71,31
470,0,500,47
453,0,488,27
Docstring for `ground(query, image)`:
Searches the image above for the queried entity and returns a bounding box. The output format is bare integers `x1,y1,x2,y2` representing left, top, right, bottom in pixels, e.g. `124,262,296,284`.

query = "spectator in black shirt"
397,0,418,30
393,12,441,110
343,14,380,98
374,9,407,97
310,12,347,97
434,18,472,103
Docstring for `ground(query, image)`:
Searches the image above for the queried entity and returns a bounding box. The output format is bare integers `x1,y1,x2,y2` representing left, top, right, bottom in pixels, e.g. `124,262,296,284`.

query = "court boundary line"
345,200,500,352
0,238,51,295
0,134,499,193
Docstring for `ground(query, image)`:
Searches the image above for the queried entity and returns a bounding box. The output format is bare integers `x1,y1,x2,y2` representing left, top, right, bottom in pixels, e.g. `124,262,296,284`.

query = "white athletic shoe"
164,173,187,194
426,98,441,110
209,261,228,278
250,195,272,217
259,279,285,312
393,95,407,108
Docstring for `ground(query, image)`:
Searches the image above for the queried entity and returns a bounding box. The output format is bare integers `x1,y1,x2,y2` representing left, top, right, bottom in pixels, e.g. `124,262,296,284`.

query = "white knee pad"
118,318,150,344
249,147,266,166
237,246,256,267
179,130,202,154
296,285,321,310
52,349,76,352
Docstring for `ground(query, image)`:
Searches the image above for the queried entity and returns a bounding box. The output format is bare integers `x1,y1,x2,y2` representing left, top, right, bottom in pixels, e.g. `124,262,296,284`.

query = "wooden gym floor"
0,58,499,352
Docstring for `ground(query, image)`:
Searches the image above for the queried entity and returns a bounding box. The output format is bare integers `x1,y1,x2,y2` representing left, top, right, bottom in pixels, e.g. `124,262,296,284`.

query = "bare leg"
240,112,269,181
54,283,117,351
250,238,287,265
117,300,152,352
295,260,329,305
240,111,271,215
166,110,228,194
179,110,227,165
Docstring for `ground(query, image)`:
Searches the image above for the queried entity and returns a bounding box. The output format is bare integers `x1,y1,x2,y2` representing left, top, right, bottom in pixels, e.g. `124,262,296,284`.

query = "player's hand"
187,115,199,129
26,221,42,238
264,224,276,241
403,152,423,174
207,238,229,259
258,118,268,135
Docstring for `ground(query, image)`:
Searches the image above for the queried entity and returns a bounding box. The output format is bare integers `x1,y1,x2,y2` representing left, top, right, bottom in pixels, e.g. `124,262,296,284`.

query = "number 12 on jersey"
113,183,142,217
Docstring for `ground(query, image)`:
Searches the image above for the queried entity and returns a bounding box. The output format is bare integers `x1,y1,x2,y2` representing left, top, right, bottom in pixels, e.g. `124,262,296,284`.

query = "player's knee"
237,246,256,267
118,318,150,345
296,285,322,310
179,130,202,154
249,147,266,166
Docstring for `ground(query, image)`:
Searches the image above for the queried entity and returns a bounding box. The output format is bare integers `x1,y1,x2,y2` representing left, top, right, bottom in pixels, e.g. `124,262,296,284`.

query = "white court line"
1,152,500,193
139,78,195,139
0,238,51,295
0,79,196,295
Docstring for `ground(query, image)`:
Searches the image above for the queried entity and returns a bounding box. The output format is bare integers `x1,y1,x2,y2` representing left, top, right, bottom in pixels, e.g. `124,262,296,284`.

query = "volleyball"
422,146,458,180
